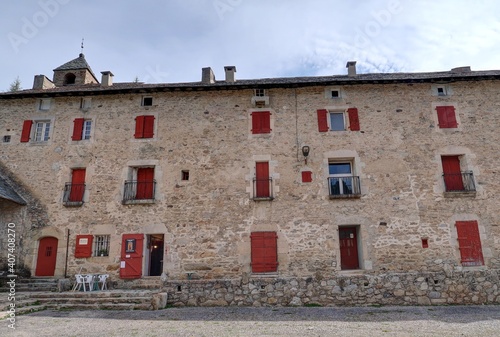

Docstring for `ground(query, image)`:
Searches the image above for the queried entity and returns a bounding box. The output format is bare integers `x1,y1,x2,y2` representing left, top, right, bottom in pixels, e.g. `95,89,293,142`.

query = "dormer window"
64,73,76,85
254,89,267,97
437,87,446,96
331,90,340,98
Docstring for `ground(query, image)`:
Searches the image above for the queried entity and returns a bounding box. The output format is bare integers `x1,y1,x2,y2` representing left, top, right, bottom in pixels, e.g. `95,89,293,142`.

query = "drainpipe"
64,229,70,278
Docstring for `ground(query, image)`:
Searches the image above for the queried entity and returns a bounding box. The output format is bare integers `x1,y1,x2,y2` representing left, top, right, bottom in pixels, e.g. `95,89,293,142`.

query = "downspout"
64,228,70,278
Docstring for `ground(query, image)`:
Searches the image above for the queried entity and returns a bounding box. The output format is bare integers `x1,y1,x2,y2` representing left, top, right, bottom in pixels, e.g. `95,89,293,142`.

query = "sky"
1,0,499,92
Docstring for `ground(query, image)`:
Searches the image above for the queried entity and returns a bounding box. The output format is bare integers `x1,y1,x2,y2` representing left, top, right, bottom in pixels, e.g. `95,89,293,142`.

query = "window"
80,97,92,110
251,111,271,134
142,96,153,106
181,170,190,181
134,115,155,139
3,135,11,143
437,86,447,96
254,89,267,97
328,161,361,198
317,108,360,132
441,156,475,192
250,231,278,273
93,235,110,257
455,221,484,266
64,73,76,85
34,121,51,142
331,90,340,98
436,106,458,128
63,168,86,206
39,98,51,111
254,162,272,199
339,226,360,270
71,118,92,141
123,167,156,203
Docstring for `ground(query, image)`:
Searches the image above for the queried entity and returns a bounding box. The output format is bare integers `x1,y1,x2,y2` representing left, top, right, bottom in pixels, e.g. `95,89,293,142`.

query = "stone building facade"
0,55,499,306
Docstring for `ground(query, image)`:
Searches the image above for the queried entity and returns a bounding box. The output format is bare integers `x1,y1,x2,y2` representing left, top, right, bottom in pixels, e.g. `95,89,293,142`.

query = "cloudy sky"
1,0,499,91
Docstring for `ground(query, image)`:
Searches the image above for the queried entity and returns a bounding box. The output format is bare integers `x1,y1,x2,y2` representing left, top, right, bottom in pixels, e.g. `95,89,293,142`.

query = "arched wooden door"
35,237,58,276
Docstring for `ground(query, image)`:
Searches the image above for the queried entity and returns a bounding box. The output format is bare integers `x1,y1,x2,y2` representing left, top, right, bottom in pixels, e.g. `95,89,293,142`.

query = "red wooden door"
441,156,464,191
69,169,86,202
456,221,484,266
120,234,144,279
255,162,270,198
251,232,278,273
35,237,58,276
339,227,359,270
136,168,154,199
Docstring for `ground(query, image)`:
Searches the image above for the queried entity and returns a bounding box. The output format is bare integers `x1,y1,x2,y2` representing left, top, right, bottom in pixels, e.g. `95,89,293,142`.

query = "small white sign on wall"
120,261,125,268
79,238,88,245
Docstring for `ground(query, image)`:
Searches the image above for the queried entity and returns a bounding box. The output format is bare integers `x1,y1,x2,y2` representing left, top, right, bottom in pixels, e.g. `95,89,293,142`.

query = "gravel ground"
2,305,499,337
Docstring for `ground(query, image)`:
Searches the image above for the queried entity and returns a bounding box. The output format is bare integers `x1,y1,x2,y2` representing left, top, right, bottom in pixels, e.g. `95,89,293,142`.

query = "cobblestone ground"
1,305,499,337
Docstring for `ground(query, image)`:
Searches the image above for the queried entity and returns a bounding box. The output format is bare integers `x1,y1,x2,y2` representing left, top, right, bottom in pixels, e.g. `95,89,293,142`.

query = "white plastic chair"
72,274,85,292
83,274,95,292
98,274,109,290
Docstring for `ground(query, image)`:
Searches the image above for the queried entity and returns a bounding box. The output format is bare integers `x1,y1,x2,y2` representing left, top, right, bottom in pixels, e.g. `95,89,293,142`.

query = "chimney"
101,71,114,86
32,75,55,90
224,66,236,83
451,66,471,73
346,61,357,77
202,67,216,84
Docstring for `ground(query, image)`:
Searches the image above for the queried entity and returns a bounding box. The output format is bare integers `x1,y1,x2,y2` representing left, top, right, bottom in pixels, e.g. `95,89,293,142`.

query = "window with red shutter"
136,167,155,199
21,120,33,142
347,108,360,131
251,111,271,134
255,162,270,198
75,234,93,258
134,115,155,138
436,106,458,128
317,109,328,132
69,169,86,202
301,171,312,183
455,221,484,266
250,231,278,273
441,156,464,191
72,118,84,141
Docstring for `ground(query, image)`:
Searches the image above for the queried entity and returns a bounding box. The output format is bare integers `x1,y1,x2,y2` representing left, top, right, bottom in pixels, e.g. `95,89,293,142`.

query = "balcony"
328,176,361,199
252,177,274,201
443,171,476,197
63,183,85,207
122,180,156,204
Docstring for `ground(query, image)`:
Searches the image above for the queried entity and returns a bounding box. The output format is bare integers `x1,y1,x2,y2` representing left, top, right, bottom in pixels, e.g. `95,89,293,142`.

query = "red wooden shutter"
255,162,270,198
143,115,155,138
69,169,86,202
347,108,360,131
251,232,278,273
134,115,145,138
441,156,464,191
71,118,85,141
436,106,457,128
75,234,93,258
251,111,271,134
317,109,328,132
21,120,33,142
301,171,312,183
136,167,155,199
456,221,484,266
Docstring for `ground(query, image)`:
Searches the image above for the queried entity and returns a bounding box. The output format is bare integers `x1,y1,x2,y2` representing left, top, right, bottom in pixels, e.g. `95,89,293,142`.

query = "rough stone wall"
0,79,499,289
165,269,500,306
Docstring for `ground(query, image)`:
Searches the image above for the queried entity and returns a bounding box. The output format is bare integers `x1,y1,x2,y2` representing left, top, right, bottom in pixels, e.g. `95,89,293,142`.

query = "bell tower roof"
52,53,99,86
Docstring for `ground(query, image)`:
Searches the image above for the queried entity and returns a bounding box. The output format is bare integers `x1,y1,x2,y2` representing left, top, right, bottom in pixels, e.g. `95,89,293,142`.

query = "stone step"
0,304,47,319
35,296,152,305
31,290,156,298
44,302,152,311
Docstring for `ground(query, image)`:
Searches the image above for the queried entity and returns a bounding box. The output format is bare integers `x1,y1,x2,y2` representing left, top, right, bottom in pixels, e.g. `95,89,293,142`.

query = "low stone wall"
164,269,500,306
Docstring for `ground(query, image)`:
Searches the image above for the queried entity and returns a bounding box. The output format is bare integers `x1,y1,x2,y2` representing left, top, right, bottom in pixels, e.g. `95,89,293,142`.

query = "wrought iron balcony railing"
252,177,274,200
63,183,85,206
443,171,476,192
328,176,361,198
123,180,156,203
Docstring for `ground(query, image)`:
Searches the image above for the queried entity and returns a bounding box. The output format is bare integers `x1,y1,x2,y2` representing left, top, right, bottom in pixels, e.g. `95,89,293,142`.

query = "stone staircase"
0,277,168,317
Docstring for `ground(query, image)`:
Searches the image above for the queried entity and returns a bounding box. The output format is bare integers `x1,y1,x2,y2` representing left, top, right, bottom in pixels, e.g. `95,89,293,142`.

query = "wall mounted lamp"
302,145,310,164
